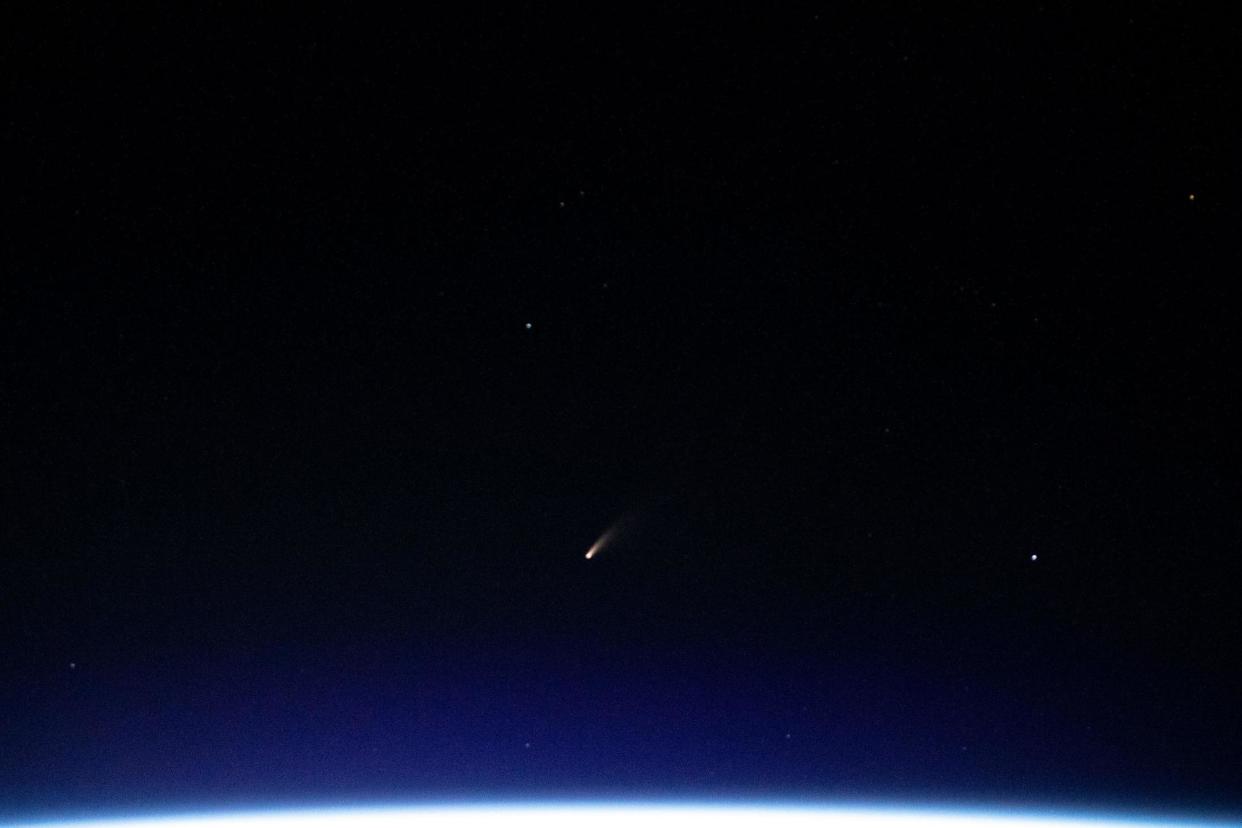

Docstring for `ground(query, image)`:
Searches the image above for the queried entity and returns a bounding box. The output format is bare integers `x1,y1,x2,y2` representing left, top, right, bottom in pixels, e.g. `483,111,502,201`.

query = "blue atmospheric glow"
9,804,1238,828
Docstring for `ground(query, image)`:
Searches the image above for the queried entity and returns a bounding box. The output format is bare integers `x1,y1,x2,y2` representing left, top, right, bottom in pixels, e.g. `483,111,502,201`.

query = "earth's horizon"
10,802,1240,828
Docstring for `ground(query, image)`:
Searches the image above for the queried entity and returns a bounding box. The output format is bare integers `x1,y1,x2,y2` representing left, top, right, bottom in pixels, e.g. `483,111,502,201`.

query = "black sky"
2,5,1240,820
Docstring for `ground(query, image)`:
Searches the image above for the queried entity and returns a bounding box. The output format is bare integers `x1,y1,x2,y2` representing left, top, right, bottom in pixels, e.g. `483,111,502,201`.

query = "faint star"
1188,193,1196,201
525,322,532,330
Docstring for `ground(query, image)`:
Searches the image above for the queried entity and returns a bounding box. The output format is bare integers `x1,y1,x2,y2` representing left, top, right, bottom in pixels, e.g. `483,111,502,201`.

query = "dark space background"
2,5,1240,821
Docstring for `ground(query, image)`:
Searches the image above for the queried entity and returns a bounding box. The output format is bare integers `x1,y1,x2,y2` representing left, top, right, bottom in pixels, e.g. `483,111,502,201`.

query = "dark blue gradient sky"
3,5,1239,821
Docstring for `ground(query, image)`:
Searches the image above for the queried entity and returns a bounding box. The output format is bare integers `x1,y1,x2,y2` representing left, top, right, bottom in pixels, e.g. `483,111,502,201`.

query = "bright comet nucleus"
10,803,1237,828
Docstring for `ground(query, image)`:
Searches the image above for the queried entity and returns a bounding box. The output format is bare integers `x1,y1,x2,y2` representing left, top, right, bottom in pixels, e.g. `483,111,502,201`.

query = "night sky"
2,5,1240,821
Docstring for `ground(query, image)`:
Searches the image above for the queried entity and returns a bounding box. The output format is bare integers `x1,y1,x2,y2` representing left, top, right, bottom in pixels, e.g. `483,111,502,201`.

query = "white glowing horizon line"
10,803,1238,828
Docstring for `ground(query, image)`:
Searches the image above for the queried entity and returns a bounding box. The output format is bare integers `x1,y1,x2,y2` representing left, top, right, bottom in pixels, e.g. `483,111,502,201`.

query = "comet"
585,508,649,559
584,527,615,559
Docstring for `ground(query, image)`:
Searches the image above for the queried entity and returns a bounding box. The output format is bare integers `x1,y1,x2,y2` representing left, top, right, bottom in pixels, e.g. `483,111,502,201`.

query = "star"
1030,554,1038,561
525,322,533,330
